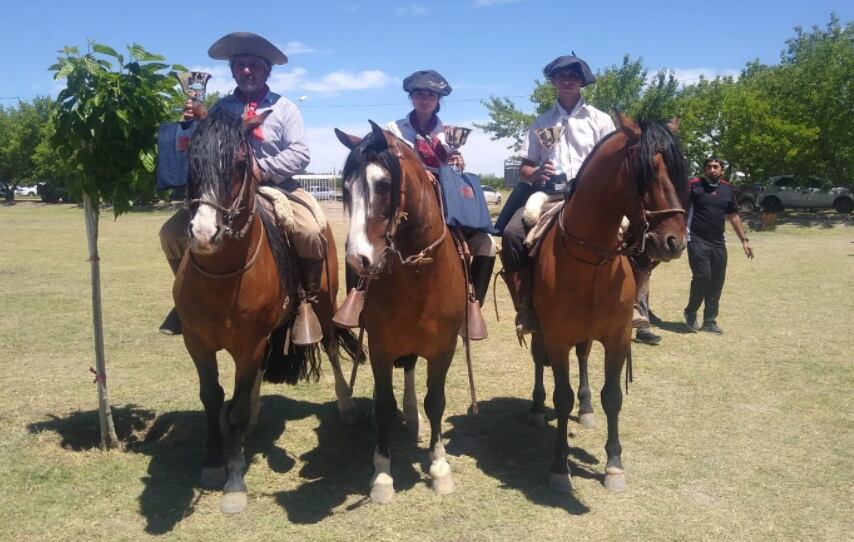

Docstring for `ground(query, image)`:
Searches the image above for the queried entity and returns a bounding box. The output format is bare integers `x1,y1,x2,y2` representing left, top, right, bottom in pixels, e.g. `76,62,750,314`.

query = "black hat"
543,55,596,86
402,70,452,96
208,32,288,65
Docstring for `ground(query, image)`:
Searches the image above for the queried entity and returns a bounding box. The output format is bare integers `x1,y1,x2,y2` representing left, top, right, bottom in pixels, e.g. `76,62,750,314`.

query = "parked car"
304,185,339,201
481,185,502,205
14,184,39,197
733,182,764,212
38,182,74,203
759,175,853,213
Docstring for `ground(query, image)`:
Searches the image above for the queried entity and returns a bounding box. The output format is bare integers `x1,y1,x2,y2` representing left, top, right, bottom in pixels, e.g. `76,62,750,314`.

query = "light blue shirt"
212,90,310,182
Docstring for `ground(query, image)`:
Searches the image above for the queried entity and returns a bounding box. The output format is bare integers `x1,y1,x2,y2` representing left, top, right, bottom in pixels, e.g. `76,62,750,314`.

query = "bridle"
357,139,448,277
188,141,258,242
559,142,685,266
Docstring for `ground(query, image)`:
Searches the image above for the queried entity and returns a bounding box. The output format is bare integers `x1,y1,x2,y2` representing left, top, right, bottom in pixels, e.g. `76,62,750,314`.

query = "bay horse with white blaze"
174,109,360,514
335,122,467,503
532,114,688,493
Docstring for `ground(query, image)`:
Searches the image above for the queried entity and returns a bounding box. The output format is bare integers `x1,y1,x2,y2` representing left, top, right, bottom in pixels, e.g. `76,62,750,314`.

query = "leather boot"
470,255,495,307
501,268,539,335
159,257,182,335
292,257,324,345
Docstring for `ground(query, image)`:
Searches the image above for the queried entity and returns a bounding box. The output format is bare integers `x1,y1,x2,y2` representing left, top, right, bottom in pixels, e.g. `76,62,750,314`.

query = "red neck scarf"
235,85,270,141
409,111,447,168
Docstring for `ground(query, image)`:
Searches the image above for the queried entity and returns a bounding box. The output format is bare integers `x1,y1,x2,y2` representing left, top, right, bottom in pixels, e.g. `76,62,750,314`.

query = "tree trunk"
83,194,119,449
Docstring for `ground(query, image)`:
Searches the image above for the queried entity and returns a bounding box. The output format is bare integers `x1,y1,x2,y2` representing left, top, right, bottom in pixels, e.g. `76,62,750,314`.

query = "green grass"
1,202,852,541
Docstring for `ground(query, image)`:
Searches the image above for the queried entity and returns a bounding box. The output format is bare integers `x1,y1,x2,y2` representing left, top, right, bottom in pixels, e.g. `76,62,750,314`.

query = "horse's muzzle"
645,232,686,262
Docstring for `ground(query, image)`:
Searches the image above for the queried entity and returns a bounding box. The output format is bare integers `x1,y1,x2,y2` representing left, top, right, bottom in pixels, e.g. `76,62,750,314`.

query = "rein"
189,142,258,241
188,213,266,278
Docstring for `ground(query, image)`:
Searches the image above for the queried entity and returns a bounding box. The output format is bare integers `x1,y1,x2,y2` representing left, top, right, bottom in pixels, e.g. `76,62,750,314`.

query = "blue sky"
1,0,850,174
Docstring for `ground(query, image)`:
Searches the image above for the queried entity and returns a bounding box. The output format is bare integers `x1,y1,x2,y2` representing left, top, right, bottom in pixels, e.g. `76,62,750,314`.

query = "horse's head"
334,121,407,275
186,108,269,254
617,113,689,262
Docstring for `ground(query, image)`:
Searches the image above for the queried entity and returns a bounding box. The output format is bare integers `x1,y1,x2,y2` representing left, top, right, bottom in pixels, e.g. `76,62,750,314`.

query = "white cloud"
336,2,359,12
473,0,524,7
281,41,317,55
395,4,428,15
305,120,515,176
190,65,393,96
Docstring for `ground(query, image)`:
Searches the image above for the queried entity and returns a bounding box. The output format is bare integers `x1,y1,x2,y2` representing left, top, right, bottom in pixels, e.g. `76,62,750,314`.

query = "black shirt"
687,177,737,244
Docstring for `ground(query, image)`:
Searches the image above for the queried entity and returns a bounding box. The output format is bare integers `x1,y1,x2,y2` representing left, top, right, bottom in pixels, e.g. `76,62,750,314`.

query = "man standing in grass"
684,157,754,334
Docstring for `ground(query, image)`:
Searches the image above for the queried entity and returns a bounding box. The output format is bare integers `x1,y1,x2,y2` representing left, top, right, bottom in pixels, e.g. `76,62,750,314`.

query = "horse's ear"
614,111,641,140
667,116,681,134
367,120,389,151
335,128,361,149
244,109,272,134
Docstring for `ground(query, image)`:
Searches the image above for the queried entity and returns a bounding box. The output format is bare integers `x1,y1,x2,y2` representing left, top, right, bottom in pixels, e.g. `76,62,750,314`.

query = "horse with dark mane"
335,121,467,503
174,108,360,514
530,114,688,493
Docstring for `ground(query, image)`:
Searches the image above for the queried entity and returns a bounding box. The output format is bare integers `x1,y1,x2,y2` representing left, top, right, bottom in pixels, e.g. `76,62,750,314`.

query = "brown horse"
531,114,688,493
335,122,467,503
174,109,359,514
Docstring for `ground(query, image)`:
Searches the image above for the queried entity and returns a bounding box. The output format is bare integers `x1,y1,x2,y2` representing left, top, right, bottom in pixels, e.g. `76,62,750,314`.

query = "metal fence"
294,174,343,205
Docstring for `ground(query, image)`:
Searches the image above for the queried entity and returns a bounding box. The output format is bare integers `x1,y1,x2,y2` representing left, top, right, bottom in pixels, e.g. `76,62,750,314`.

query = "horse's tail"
263,326,322,384
336,327,367,365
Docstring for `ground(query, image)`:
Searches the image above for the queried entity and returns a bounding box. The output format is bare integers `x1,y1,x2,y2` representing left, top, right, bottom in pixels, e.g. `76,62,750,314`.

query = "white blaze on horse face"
189,204,220,253
346,163,390,274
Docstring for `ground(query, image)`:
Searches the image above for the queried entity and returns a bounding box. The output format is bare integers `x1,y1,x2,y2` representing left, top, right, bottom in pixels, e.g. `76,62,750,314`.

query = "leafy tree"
0,97,53,201
50,41,184,448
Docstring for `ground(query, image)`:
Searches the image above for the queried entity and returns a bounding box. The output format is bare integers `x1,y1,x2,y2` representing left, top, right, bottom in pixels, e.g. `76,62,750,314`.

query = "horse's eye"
374,181,391,196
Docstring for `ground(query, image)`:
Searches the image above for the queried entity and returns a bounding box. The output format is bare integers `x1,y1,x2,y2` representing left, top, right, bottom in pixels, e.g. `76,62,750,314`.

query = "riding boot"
292,257,324,345
159,257,183,335
501,268,539,335
470,255,496,307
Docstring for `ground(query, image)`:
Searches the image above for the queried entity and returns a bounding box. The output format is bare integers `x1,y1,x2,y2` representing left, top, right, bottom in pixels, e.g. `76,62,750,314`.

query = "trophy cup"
177,70,212,102
535,125,568,194
443,125,472,172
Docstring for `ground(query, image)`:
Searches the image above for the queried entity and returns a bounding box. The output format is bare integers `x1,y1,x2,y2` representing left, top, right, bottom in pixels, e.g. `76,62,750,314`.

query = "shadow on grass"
742,210,852,230
443,396,595,516
27,395,374,534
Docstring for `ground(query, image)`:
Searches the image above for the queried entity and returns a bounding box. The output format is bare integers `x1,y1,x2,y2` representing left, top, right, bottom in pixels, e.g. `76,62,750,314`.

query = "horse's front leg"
601,340,629,492
185,335,226,489
546,343,573,493
370,357,396,504
425,351,455,495
400,354,423,441
576,340,595,427
529,334,547,427
219,341,266,514
326,341,358,424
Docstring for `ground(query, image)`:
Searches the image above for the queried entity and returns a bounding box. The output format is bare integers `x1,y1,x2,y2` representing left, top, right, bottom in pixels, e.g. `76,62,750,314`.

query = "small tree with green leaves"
50,42,185,448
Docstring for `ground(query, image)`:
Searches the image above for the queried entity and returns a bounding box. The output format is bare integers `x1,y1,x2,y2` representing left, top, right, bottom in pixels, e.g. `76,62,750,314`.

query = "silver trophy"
444,125,472,172
177,71,212,102
535,125,568,192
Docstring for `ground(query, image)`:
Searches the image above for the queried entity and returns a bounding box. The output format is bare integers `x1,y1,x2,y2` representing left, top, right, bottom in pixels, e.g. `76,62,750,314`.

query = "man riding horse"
159,32,325,344
499,54,616,335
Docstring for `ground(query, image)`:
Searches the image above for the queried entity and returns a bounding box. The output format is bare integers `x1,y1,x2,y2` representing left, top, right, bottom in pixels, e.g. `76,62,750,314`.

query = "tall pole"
83,193,118,449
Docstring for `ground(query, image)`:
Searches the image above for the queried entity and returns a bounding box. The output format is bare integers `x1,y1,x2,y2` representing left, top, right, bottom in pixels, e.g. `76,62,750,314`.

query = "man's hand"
742,239,754,259
533,160,556,185
181,99,195,121
448,153,465,171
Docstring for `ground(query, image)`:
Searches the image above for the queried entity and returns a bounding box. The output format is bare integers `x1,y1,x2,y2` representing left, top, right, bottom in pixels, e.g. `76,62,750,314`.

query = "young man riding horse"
499,54,616,335
159,32,324,344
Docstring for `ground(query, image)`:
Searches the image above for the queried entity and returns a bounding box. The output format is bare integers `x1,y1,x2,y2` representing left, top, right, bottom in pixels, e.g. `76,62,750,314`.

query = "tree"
50,42,184,448
0,97,53,201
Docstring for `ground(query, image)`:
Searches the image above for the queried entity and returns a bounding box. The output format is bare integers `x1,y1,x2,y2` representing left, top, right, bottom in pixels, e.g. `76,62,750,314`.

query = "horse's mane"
572,120,688,204
341,129,403,218
188,109,246,204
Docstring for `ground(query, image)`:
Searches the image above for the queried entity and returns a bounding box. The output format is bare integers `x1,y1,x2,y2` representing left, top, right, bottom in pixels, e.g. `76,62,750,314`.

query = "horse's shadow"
443,396,595,516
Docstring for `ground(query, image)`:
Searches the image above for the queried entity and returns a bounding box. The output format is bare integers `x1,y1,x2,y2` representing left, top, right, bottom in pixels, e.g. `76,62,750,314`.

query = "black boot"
500,268,539,335
159,257,182,335
634,328,662,345
469,255,496,307
293,257,324,345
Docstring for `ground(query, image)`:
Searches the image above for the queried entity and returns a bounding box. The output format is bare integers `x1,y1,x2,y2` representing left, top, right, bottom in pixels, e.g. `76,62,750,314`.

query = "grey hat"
402,70,452,96
208,32,288,65
543,55,596,86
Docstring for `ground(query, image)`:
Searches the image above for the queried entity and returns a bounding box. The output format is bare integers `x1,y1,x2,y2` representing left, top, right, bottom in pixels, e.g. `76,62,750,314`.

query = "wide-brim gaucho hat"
402,70,452,96
543,55,596,86
208,32,288,65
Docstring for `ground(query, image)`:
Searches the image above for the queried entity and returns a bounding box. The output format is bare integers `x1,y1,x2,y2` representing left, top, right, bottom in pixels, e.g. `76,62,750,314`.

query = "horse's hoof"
578,412,595,428
339,405,359,425
370,473,395,504
220,491,248,514
604,470,627,492
549,472,573,493
200,466,226,489
429,458,454,495
528,412,546,427
431,473,455,495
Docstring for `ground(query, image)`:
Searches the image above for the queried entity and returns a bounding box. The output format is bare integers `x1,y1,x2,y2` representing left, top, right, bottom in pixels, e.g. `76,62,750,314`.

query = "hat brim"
208,32,288,65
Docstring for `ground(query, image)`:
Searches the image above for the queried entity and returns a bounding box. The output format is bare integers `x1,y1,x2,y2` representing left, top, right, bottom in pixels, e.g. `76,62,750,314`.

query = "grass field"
1,202,852,541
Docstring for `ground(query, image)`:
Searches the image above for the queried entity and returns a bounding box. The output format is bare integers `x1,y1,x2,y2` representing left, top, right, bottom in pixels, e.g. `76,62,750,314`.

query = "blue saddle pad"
156,121,195,191
437,165,493,233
